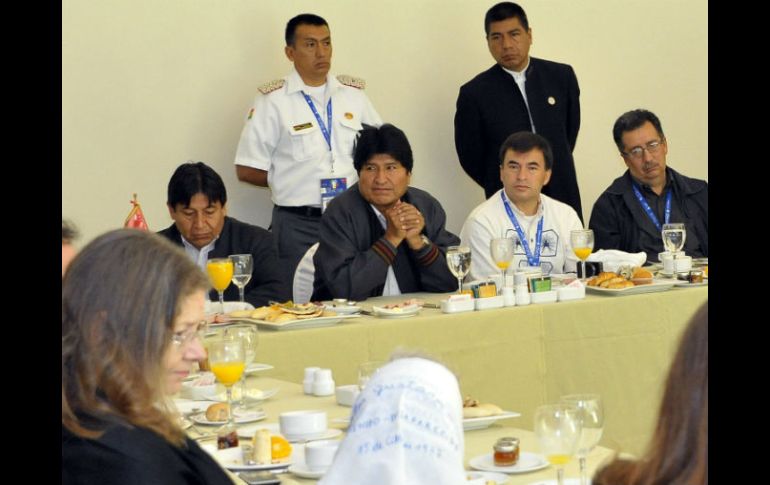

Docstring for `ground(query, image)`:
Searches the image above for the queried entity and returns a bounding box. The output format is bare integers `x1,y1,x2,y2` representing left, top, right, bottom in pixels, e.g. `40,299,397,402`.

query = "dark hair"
593,302,708,485
485,2,529,36
62,229,209,446
285,13,329,45
62,219,79,244
498,131,553,170
167,161,227,209
612,109,666,152
353,123,414,173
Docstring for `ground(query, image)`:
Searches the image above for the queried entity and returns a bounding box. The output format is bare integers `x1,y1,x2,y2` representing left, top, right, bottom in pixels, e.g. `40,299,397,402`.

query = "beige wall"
62,0,707,245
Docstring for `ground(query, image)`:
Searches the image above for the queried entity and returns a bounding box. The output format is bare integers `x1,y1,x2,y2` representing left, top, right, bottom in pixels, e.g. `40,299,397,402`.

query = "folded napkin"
587,249,647,273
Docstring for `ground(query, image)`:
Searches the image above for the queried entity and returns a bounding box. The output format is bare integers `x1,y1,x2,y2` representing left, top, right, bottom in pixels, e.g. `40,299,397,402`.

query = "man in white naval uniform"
460,131,582,280
235,13,382,284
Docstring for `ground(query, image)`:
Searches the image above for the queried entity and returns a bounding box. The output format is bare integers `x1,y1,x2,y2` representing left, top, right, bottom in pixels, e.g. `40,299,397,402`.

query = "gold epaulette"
336,74,366,89
257,79,285,95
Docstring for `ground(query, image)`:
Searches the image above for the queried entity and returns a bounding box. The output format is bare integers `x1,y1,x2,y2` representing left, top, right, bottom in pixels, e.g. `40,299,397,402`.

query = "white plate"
240,314,359,331
469,452,549,474
205,301,255,315
173,399,219,415
467,471,510,484
289,463,327,479
585,279,676,296
208,387,279,403
371,304,421,318
527,479,586,485
323,302,362,315
672,279,708,288
463,411,521,431
238,422,343,443
199,442,291,472
190,409,267,426
245,363,274,374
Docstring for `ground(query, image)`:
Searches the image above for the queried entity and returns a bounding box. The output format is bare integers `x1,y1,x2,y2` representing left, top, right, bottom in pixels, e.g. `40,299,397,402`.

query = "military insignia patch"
258,79,285,95
293,122,313,131
344,112,353,119
247,108,255,120
337,74,366,89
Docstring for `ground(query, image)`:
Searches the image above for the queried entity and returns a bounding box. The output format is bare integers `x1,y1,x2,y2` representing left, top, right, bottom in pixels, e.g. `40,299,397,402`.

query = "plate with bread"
463,397,521,430
585,269,675,296
231,302,360,331
199,429,294,471
191,403,267,425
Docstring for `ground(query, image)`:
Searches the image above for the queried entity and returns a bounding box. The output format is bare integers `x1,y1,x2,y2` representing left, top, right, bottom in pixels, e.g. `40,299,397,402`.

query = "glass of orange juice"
208,337,245,443
570,230,594,279
207,258,234,313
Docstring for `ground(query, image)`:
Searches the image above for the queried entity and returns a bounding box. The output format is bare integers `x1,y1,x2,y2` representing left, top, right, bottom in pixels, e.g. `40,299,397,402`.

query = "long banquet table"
244,286,707,456
188,376,615,484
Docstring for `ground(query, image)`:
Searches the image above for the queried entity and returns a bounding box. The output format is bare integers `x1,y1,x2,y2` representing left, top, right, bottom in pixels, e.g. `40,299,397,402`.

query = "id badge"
320,177,347,212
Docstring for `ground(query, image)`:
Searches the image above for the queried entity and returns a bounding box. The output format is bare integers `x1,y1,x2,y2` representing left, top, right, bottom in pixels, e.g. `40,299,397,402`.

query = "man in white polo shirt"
460,131,582,279
234,13,382,284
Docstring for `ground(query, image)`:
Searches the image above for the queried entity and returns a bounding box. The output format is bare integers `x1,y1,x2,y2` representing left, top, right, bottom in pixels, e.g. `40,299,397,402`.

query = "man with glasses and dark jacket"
589,109,708,263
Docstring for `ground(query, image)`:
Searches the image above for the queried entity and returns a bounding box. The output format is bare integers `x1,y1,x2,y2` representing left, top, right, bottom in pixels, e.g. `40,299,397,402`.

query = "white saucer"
467,470,510,483
527,479,586,485
289,463,327,479
469,452,549,474
238,423,343,443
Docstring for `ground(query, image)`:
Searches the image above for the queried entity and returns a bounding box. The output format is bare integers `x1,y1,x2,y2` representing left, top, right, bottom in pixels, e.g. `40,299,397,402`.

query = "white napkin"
319,357,466,485
586,249,647,273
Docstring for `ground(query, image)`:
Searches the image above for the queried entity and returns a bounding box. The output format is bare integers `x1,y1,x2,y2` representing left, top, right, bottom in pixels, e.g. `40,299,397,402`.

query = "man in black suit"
158,161,289,307
454,2,583,221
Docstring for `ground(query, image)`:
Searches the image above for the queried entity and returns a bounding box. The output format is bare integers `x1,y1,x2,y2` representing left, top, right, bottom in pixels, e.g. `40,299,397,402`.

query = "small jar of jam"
493,437,520,466
688,270,704,284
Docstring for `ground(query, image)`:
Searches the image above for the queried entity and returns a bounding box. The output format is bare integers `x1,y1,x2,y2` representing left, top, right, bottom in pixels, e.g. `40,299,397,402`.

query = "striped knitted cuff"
415,242,439,267
372,237,397,265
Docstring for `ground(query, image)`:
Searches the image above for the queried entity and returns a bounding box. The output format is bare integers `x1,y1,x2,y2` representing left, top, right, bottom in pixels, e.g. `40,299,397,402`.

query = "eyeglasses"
171,320,207,348
622,139,664,159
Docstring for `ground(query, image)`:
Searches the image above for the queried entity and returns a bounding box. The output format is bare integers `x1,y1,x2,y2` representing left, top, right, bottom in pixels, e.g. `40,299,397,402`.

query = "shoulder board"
336,74,366,89
257,79,285,95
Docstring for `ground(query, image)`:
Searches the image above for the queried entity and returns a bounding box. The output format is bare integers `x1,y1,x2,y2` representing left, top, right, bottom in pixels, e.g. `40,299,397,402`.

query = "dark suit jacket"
158,217,289,307
454,58,582,220
63,424,233,485
589,168,708,262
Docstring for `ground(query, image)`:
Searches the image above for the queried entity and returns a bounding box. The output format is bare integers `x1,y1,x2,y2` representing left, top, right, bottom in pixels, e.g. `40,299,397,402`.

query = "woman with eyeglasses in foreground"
62,229,233,484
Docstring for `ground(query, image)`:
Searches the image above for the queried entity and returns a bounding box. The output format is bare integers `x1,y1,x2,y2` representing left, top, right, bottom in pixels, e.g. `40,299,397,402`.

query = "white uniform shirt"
235,68,382,207
459,189,582,279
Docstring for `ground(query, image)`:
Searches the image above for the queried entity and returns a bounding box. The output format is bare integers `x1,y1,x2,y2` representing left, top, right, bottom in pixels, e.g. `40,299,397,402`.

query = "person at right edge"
454,2,582,221
588,109,708,262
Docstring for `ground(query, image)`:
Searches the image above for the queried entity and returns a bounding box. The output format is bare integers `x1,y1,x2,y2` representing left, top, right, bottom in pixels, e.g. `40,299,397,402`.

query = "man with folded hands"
460,131,582,279
158,161,289,307
313,124,460,301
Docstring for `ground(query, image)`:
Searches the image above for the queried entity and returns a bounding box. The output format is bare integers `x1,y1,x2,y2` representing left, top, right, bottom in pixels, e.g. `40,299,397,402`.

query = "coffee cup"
279,410,327,440
304,439,340,471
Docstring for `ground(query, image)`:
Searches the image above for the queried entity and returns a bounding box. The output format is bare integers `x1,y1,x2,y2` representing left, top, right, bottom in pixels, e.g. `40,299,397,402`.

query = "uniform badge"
247,108,255,120
547,96,556,105
336,74,366,89
293,122,313,131
344,112,353,119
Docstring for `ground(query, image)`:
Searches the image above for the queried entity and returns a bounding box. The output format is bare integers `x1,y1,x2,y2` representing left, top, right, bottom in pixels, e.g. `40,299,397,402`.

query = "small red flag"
124,193,149,230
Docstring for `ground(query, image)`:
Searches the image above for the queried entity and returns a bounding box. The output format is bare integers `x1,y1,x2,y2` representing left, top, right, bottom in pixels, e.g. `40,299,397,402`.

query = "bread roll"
632,267,653,279
250,307,271,320
599,276,626,288
588,272,617,287
463,402,502,418
608,280,635,289
205,402,229,421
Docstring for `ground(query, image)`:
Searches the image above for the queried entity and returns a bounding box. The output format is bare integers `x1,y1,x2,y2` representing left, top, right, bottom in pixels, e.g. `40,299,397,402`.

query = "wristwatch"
420,234,432,250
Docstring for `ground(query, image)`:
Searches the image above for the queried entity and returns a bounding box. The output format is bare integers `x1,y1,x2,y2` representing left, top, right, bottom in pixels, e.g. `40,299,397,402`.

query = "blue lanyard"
301,92,332,150
632,183,671,232
501,191,544,267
